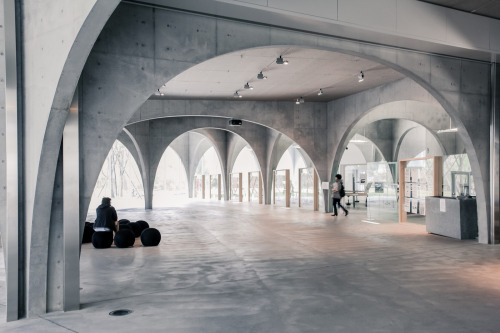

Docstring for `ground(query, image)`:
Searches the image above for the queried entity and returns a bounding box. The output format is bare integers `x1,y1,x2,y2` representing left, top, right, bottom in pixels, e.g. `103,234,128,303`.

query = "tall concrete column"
492,60,500,244
3,0,23,321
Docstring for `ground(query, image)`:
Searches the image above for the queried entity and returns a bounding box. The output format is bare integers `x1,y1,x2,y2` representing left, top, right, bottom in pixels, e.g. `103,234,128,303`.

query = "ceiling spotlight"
276,55,288,65
295,98,300,105
299,97,304,104
358,71,364,82
257,71,267,80
157,89,165,96
244,82,253,90
318,88,323,96
233,91,242,98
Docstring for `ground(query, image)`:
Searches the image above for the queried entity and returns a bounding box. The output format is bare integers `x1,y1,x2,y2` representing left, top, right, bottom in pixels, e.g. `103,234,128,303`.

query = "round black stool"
141,228,161,247
91,231,113,249
114,229,135,248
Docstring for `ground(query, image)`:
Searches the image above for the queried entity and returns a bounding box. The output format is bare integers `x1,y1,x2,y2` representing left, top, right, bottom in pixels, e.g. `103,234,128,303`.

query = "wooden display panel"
399,156,442,222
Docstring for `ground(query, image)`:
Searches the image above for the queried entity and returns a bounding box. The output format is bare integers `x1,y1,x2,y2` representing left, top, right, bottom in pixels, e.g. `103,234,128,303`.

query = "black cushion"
91,231,113,249
141,228,161,247
136,220,150,231
114,229,135,248
119,219,130,225
129,222,142,238
82,224,95,243
119,224,132,231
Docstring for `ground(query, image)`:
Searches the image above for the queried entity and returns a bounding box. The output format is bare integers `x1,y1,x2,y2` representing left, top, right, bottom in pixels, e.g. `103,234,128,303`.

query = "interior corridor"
1,201,500,332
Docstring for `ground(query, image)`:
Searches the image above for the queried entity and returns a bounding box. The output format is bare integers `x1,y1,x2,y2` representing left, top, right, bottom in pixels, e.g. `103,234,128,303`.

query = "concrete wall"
4,0,496,321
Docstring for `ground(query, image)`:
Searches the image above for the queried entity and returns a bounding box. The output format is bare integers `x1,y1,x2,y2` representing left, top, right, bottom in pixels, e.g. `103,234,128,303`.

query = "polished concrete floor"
1,200,500,332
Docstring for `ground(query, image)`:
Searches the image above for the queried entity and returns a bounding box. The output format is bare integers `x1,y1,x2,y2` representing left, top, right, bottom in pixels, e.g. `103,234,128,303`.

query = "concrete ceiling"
419,0,500,20
153,47,405,102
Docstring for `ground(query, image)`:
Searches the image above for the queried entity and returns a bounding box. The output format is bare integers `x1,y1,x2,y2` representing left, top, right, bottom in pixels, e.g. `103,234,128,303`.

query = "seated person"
93,197,118,233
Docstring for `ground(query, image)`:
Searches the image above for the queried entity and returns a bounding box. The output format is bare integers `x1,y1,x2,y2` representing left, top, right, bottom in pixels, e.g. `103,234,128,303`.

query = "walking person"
331,174,348,216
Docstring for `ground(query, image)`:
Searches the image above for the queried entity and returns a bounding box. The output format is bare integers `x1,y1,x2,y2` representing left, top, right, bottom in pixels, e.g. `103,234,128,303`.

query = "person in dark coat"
93,197,118,233
331,174,348,217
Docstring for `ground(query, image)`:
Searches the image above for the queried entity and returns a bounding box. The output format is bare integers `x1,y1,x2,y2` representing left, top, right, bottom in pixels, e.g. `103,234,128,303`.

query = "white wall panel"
489,19,500,52
268,0,338,20
338,0,396,32
397,0,447,42
234,0,268,6
446,9,490,50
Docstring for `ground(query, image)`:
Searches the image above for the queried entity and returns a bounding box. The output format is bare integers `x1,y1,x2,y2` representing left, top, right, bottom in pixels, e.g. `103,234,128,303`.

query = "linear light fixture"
437,118,457,133
350,133,367,143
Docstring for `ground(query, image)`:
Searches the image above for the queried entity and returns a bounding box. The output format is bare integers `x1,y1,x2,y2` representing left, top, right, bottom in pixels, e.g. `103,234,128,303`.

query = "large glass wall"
153,147,189,206
89,140,144,212
232,146,260,202
442,154,474,197
276,146,306,206
195,147,223,199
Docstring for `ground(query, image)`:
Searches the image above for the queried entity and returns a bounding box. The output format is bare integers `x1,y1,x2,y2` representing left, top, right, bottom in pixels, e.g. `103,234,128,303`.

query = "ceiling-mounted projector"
229,119,242,126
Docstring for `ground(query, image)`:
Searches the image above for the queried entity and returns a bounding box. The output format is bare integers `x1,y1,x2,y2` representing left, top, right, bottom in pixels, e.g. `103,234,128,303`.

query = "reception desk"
425,196,478,240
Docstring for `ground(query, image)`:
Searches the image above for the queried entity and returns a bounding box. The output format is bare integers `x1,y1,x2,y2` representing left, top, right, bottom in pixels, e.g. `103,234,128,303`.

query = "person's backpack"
339,184,346,198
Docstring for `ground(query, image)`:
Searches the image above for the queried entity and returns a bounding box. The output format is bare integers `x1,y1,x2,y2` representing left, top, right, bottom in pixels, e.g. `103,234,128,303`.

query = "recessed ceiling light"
244,82,253,90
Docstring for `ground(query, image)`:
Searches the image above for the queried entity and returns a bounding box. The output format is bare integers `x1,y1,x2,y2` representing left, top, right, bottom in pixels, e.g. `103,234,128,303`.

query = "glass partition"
442,154,474,197
209,174,222,200
365,161,399,222
273,169,289,207
343,164,368,192
299,168,315,209
248,171,262,203
194,175,203,199
230,173,241,201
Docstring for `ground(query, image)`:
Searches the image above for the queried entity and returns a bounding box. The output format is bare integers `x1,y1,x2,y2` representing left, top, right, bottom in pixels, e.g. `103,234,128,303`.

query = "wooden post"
286,169,290,207
433,156,443,196
399,160,407,222
202,175,205,199
239,172,243,202
259,172,263,204
218,174,221,200
314,171,319,211
273,170,276,205
298,169,302,207
248,172,251,202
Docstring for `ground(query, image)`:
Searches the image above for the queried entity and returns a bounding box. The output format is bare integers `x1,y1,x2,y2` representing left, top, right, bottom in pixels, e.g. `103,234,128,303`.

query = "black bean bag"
114,229,135,248
91,231,113,249
119,219,130,225
141,228,161,247
82,223,95,243
136,220,149,231
129,222,142,238
119,224,132,233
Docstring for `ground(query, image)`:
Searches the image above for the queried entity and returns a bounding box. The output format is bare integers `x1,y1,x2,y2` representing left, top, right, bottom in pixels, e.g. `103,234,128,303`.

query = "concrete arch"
123,117,274,209
13,0,495,322
25,0,122,316
343,134,387,164
329,92,488,243
22,3,493,317
393,124,446,161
